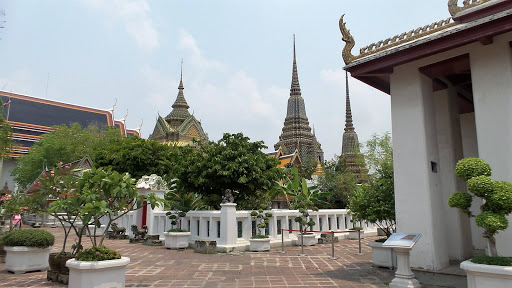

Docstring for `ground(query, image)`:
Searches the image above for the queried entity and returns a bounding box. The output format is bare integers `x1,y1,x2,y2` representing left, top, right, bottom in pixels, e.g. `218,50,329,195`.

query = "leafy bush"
454,157,491,181
448,192,473,216
467,176,494,197
449,158,512,257
167,229,188,233
74,246,121,261
251,208,272,238
351,226,363,230
0,229,55,248
471,256,512,266
251,234,269,239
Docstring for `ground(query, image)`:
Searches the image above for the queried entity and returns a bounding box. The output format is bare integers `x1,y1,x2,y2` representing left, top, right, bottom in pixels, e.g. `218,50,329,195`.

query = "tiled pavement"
1,226,395,287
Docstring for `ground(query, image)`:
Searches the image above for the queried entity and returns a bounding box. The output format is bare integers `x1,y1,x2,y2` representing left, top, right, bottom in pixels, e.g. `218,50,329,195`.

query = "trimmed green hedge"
167,229,188,233
0,229,55,248
75,246,121,261
471,256,512,266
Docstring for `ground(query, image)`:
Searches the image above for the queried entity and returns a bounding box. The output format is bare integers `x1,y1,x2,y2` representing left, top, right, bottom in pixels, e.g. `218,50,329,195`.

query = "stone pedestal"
217,203,237,251
389,247,421,288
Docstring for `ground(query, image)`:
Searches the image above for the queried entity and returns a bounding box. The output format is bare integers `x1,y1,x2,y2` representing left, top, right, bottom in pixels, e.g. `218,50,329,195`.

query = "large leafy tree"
348,132,395,237
316,157,357,209
94,136,185,180
175,133,284,209
12,124,122,188
0,99,12,159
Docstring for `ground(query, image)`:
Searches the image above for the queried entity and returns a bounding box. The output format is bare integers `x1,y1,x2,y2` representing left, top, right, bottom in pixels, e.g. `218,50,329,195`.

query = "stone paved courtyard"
1,226,395,287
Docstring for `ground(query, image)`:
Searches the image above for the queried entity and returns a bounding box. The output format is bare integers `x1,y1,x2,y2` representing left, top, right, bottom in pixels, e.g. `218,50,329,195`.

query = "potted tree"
1,229,55,274
283,167,331,246
249,208,272,252
65,167,163,288
448,157,512,288
349,133,396,268
164,210,190,249
163,187,204,249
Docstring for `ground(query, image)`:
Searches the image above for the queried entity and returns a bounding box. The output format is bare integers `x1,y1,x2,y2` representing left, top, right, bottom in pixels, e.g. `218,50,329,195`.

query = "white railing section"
110,204,378,250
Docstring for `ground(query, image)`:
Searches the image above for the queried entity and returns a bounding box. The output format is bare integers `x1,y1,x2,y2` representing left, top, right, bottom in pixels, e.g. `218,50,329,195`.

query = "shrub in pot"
1,229,55,274
163,187,205,249
164,211,190,249
448,158,512,287
348,134,396,268
64,168,163,288
249,208,272,252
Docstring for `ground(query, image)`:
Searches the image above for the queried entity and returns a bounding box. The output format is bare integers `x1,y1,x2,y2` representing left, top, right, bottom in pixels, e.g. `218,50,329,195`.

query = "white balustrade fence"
110,203,378,252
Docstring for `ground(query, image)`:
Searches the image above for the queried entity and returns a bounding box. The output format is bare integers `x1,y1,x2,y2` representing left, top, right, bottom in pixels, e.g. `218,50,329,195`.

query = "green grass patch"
471,256,512,266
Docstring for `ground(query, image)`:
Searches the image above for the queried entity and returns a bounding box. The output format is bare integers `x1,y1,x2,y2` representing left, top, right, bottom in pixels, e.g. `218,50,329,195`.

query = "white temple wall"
390,63,447,270
470,32,512,256
460,112,486,251
433,88,473,261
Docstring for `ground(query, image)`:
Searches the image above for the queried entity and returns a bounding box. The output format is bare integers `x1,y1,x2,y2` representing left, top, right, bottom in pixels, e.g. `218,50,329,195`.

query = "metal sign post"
280,229,286,253
329,231,337,260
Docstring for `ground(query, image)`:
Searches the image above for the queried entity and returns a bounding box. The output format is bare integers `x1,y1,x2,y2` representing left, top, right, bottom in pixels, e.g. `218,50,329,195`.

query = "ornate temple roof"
339,0,512,94
166,63,191,124
149,62,208,146
275,35,324,164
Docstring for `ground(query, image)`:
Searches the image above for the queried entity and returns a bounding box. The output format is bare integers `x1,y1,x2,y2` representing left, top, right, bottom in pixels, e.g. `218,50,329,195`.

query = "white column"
460,112,486,251
390,64,448,269
470,39,512,256
433,88,473,260
218,203,237,248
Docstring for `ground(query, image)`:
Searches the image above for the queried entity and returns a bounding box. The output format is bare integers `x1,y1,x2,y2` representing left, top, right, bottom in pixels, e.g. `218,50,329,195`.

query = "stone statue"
221,189,234,204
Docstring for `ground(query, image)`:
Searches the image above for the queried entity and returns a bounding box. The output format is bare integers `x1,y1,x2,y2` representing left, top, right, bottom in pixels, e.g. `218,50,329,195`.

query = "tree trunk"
487,236,498,257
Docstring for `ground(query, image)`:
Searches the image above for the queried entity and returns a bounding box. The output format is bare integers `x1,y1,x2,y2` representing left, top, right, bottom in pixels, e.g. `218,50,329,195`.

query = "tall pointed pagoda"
275,35,324,164
149,61,208,146
341,71,368,183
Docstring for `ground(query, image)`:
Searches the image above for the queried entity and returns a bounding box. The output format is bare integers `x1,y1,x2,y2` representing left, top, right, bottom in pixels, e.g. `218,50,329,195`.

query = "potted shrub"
294,208,317,246
348,135,396,268
448,158,512,288
164,211,190,249
163,188,204,249
64,167,163,288
280,167,331,247
1,229,55,274
66,246,130,288
347,226,365,240
249,208,272,252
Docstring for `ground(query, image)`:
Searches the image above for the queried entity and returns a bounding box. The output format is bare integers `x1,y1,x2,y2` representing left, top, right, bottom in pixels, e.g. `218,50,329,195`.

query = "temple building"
149,65,208,146
275,36,324,165
0,90,140,193
341,71,368,183
340,0,512,270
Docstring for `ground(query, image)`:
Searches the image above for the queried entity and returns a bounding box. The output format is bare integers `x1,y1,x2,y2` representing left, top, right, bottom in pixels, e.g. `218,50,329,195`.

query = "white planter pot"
368,241,397,268
67,257,130,288
4,246,51,274
297,234,316,246
249,238,271,252
164,232,191,249
461,260,512,288
86,225,106,236
348,230,364,239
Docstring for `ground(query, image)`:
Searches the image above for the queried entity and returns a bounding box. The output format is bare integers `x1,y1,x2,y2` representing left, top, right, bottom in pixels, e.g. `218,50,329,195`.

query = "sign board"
382,233,421,249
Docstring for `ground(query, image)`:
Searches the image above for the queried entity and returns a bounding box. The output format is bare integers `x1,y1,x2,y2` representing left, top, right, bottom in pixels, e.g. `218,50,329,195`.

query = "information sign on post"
383,233,422,288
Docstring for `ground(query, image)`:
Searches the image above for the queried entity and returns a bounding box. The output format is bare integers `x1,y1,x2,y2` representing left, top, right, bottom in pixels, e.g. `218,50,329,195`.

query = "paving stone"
0,225,396,287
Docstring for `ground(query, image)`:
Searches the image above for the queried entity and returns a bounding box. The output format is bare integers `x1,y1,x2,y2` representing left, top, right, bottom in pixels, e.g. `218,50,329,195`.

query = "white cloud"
82,0,159,51
178,29,226,72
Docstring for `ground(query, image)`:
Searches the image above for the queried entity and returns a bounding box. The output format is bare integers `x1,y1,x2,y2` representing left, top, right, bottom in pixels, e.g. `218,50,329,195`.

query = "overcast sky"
0,0,451,160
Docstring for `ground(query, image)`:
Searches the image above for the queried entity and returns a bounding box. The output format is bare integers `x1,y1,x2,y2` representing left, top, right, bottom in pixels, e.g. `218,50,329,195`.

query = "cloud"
82,0,159,51
178,29,227,72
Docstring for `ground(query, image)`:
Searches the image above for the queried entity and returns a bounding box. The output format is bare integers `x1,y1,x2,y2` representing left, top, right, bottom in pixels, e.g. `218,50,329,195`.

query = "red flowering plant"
0,193,27,231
